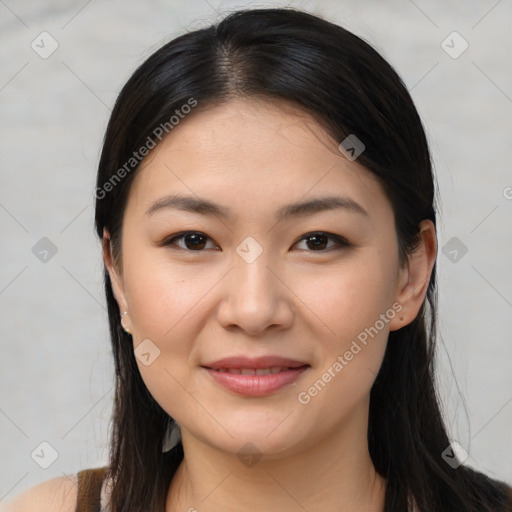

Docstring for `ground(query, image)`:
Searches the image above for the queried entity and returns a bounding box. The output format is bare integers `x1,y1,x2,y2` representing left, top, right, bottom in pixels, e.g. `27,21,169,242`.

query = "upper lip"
202,356,309,370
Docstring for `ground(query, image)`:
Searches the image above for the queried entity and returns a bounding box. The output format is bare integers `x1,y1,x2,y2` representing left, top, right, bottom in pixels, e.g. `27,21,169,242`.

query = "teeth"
214,367,287,374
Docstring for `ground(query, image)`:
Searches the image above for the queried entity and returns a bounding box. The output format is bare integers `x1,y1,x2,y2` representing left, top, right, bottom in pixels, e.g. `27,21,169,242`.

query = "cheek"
122,252,222,418
125,260,206,422
294,257,394,423
135,357,203,432
292,251,398,345
124,250,218,341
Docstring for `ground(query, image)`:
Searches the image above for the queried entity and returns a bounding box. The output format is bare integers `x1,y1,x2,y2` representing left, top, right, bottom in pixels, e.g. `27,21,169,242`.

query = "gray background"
1,0,511,501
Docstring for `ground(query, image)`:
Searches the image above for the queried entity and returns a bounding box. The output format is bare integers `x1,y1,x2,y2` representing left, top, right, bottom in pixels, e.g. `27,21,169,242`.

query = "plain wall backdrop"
1,0,511,501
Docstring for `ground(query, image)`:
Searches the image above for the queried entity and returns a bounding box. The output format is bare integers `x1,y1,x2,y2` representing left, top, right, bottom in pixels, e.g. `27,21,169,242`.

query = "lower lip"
204,366,309,396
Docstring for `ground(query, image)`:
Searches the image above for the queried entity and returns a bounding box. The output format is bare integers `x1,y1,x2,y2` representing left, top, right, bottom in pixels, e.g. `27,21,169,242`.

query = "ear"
389,220,437,331
102,228,131,330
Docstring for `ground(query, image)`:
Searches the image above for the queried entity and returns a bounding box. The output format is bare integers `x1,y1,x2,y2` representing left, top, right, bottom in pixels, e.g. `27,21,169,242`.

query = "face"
106,98,430,460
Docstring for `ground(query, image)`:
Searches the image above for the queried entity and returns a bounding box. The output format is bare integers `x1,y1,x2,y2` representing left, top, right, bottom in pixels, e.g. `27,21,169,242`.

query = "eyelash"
162,231,351,253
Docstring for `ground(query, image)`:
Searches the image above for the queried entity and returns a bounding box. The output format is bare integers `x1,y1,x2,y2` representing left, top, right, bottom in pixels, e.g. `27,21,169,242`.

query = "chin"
187,410,314,458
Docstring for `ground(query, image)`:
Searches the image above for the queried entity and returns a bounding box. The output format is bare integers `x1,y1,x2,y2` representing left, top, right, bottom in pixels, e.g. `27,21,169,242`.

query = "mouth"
201,356,310,396
209,366,301,375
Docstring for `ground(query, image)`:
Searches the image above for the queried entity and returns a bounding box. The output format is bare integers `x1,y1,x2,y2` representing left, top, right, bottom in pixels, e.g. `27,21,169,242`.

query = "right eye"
162,231,219,251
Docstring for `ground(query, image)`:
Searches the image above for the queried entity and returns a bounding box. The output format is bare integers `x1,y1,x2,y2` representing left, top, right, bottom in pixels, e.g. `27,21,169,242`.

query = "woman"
6,7,511,512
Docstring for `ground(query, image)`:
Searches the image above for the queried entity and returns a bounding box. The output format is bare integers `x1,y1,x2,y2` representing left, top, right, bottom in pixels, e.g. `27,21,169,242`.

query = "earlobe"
120,311,132,335
389,220,437,331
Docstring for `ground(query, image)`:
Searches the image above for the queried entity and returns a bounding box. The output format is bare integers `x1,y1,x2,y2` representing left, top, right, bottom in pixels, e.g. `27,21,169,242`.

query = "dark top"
75,466,512,512
75,467,107,512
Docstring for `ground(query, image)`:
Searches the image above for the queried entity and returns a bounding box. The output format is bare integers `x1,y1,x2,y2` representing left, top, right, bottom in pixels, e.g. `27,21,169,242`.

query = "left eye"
162,231,349,252
293,232,350,252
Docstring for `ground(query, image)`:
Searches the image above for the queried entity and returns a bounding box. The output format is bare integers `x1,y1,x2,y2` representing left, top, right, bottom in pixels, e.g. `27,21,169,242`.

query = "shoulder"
505,484,512,510
1,474,78,512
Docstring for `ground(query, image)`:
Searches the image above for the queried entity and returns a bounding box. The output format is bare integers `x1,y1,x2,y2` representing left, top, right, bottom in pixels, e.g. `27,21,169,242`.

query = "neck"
166,406,386,512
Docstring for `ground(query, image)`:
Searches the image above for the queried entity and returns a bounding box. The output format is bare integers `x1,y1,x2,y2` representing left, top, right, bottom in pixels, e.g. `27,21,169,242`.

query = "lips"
212,367,290,375
203,356,308,370
201,356,310,396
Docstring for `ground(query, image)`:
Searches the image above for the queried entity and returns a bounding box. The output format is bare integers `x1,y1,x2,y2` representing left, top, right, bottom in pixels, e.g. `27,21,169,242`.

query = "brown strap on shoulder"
75,467,107,512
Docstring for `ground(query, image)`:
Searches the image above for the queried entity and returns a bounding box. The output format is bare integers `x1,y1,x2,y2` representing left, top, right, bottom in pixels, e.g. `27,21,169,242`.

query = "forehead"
126,98,389,220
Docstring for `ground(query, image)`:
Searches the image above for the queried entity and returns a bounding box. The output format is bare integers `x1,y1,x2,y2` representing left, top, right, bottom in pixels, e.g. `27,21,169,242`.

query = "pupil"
307,234,327,250
185,233,206,250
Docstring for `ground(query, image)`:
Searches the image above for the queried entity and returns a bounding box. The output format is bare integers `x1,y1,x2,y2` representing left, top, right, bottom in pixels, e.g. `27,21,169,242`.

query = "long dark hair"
94,8,511,512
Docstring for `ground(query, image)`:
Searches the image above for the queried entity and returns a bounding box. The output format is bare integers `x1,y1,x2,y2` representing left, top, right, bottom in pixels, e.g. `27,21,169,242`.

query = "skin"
103,98,437,512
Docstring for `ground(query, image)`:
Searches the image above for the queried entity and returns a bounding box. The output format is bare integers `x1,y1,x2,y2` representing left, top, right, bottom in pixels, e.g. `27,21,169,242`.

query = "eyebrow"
144,193,368,220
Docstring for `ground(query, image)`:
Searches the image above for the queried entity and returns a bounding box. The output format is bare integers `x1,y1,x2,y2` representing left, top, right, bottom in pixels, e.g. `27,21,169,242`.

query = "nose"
216,248,294,336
